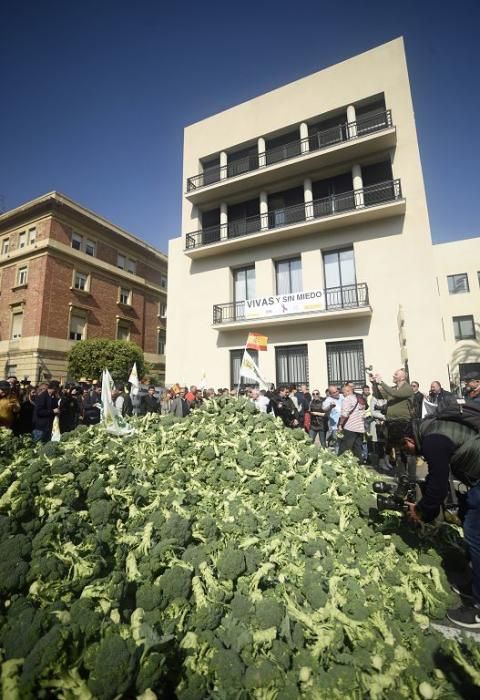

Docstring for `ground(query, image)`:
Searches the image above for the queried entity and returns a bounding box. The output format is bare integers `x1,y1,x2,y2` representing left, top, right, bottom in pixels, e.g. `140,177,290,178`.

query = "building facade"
0,192,167,383
167,38,449,390
434,238,480,389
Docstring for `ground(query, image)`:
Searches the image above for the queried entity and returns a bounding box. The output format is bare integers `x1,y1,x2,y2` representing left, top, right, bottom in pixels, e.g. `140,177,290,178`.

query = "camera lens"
372,481,396,494
376,495,404,512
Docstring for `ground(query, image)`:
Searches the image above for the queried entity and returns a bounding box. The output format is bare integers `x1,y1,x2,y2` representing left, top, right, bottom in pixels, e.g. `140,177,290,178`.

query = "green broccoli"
158,566,192,605
87,477,107,501
136,582,163,611
244,659,280,688
210,649,245,688
1,599,47,660
19,625,71,696
135,650,168,694
69,598,103,641
159,513,191,547
191,602,223,630
87,633,137,699
255,597,284,630
216,548,246,581
88,499,116,526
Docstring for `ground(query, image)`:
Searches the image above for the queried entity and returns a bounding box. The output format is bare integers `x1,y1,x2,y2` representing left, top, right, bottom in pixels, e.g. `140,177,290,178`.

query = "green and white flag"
101,369,134,436
239,350,269,390
128,362,140,397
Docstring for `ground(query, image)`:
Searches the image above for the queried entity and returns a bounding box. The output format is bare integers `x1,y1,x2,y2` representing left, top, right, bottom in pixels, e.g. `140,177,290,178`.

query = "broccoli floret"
0,532,32,561
216,548,246,581
135,650,168,694
255,598,284,630
196,515,218,541
271,639,292,670
69,598,103,641
210,649,245,688
244,659,280,688
231,592,253,620
136,583,162,611
20,625,70,695
158,566,192,605
88,498,116,526
159,513,191,547
40,442,64,459
182,544,210,572
1,600,47,659
87,477,107,501
0,553,29,595
302,571,328,610
191,602,224,630
87,633,137,699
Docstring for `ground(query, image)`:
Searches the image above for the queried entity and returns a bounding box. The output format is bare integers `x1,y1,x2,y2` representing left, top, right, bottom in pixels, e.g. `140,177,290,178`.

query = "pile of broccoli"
0,398,478,698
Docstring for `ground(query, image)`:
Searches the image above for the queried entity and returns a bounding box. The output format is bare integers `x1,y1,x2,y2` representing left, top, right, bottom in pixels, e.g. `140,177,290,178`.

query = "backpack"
434,400,480,433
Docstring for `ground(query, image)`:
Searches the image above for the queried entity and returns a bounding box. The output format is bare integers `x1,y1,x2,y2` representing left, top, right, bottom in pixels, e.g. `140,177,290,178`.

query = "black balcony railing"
212,283,369,324
185,179,402,250
186,109,393,191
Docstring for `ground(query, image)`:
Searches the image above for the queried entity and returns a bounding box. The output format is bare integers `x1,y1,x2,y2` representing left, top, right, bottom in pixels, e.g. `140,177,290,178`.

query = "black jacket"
33,391,59,433
83,391,102,425
268,393,300,428
140,394,159,414
59,395,81,433
308,398,325,430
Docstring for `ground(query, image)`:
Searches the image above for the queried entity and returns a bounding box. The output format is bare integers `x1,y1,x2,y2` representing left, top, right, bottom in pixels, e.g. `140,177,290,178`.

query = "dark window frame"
275,344,309,386
447,273,469,295
230,348,259,388
326,340,365,389
453,315,476,340
275,256,302,295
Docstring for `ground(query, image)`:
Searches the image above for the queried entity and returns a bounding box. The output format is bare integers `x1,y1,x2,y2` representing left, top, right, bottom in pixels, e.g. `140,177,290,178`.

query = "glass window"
275,344,309,386
453,315,476,340
231,349,259,388
72,232,83,250
17,266,28,286
127,258,136,274
2,238,10,255
28,227,36,245
119,287,131,305
326,340,365,389
69,313,86,341
74,271,88,291
117,322,130,341
85,239,96,256
447,273,469,294
159,302,167,317
160,274,167,288
117,253,126,269
275,257,302,294
158,329,166,354
324,248,356,289
234,266,256,302
11,310,23,339
18,232,27,248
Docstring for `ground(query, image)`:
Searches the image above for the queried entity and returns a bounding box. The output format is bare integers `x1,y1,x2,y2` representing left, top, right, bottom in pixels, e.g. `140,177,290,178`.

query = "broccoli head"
159,513,191,547
255,597,284,630
216,548,246,581
210,649,245,688
136,582,163,612
158,566,192,605
87,633,137,699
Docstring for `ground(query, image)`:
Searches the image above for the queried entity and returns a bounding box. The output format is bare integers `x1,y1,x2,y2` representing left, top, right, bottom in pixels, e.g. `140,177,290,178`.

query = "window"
158,329,166,354
119,287,131,305
453,315,476,340
275,257,302,294
17,266,28,286
127,258,136,275
159,302,167,317
85,239,96,256
74,271,89,291
117,254,136,274
160,274,167,289
324,248,356,289
234,266,256,302
5,363,17,377
275,345,309,386
326,340,365,388
71,232,83,250
2,238,10,255
28,227,36,245
69,312,86,341
231,349,259,388
11,309,23,339
18,232,27,248
117,321,130,341
448,273,469,294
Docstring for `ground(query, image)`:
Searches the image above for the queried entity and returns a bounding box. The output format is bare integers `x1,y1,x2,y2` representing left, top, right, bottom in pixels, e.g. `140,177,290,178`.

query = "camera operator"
401,415,480,629
370,368,416,479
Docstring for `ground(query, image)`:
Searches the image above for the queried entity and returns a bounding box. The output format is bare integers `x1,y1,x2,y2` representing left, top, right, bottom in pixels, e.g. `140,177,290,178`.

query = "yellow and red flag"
246,332,268,351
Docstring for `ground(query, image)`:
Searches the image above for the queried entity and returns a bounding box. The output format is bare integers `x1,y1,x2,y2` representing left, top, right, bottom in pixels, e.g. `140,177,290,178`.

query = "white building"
167,38,459,391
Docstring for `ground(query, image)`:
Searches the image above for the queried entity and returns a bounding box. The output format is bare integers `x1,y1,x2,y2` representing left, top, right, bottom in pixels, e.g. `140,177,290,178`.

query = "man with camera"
401,401,480,629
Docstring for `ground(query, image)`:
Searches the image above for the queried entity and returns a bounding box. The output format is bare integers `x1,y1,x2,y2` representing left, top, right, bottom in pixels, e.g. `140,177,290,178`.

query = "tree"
67,339,145,383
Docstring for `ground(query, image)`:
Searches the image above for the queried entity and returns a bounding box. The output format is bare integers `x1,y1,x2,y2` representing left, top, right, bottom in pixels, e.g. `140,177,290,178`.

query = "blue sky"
1,0,479,252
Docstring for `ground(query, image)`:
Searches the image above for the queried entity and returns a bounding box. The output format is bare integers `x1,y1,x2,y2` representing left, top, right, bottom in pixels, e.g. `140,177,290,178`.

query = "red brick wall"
0,255,48,340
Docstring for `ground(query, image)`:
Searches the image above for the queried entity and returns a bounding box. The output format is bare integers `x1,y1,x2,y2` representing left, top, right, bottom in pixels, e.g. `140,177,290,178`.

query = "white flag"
239,350,269,390
102,369,134,436
199,370,207,391
128,362,140,397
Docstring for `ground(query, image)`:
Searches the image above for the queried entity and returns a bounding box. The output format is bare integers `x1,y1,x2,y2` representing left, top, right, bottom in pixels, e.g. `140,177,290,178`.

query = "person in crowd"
308,390,326,446
464,371,480,402
185,385,197,404
268,386,300,428
59,383,81,433
140,385,160,414
402,416,480,629
294,384,310,427
16,387,37,435
33,380,60,442
189,390,204,410
428,380,456,411
170,389,190,417
410,381,424,419
0,380,21,430
322,385,343,447
159,390,172,415
82,383,102,426
370,368,416,479
337,383,365,461
250,388,270,413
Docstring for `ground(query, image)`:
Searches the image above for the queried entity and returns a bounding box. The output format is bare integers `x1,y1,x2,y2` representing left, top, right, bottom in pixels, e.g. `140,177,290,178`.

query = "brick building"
0,192,167,383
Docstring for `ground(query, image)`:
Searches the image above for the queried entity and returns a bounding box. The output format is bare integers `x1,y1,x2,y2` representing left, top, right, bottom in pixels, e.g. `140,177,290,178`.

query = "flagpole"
237,335,249,398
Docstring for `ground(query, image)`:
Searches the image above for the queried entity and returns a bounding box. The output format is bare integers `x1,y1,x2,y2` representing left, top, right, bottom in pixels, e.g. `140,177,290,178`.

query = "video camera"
372,476,418,513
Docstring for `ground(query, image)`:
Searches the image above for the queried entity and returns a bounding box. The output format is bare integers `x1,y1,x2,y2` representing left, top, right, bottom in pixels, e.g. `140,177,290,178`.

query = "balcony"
185,179,404,258
212,283,371,330
185,110,396,205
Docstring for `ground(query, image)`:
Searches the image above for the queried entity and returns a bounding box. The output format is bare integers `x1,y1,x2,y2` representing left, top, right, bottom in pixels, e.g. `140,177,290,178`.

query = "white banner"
244,289,325,319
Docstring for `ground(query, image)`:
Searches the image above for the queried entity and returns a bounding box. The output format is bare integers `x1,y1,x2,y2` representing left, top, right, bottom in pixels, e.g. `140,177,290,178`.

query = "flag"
128,362,140,396
199,370,207,391
246,332,268,351
239,350,269,390
101,369,134,436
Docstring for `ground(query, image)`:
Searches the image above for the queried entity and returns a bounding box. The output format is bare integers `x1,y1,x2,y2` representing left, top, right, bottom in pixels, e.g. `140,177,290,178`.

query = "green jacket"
375,381,414,421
